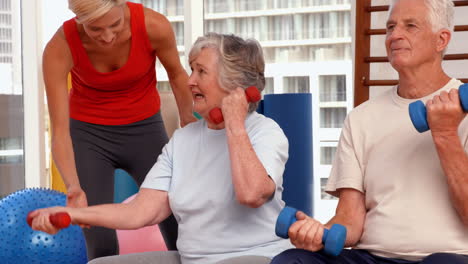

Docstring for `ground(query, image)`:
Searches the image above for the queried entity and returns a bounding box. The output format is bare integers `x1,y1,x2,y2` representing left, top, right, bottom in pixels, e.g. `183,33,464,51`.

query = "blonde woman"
43,0,194,259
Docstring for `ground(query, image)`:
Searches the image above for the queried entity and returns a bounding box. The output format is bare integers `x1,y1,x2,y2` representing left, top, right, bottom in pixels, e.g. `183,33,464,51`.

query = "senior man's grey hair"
389,0,454,55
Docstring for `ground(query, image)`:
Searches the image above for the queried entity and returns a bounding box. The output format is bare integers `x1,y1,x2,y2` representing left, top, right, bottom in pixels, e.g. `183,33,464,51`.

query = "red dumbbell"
209,86,261,124
27,211,71,229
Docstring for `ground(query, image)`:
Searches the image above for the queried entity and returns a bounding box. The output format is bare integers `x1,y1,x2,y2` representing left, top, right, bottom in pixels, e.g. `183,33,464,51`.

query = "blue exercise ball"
0,188,87,264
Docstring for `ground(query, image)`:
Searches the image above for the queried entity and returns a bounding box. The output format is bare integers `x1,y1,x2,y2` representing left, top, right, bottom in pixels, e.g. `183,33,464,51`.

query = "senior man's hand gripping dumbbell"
409,83,468,133
275,206,347,256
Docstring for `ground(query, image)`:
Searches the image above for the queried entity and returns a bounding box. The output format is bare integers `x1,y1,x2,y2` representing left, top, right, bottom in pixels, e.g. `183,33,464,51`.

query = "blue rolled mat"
256,99,264,115
261,93,313,216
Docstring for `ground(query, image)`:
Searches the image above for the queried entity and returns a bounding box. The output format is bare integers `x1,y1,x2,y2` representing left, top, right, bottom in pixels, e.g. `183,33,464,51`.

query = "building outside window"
264,77,274,95
284,76,310,94
0,0,24,198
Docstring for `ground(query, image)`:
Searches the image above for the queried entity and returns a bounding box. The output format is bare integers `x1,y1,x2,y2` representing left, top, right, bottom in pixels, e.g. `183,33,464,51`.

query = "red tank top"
63,2,160,125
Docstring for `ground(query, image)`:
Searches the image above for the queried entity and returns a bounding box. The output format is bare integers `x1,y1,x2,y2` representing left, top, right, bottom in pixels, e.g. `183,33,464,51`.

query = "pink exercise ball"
116,194,168,254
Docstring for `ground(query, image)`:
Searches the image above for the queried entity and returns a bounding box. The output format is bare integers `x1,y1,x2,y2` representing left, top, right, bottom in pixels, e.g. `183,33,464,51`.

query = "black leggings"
70,112,178,260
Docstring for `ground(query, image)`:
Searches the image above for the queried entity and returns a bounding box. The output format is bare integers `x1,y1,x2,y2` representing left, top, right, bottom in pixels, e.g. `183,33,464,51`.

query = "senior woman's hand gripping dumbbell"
275,206,347,256
209,86,261,124
409,83,468,133
27,211,72,229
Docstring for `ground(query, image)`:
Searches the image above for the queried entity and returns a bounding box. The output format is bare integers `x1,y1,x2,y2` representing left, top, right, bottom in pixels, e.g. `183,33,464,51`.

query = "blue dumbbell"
409,83,468,133
275,206,347,256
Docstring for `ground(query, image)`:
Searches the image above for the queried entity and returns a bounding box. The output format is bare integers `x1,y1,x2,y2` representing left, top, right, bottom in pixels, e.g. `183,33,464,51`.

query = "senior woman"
29,33,293,264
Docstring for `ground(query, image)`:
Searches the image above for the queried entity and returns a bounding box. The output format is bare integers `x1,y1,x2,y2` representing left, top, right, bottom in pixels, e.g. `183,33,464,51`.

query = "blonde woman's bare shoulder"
142,7,175,49
143,7,173,36
43,26,73,70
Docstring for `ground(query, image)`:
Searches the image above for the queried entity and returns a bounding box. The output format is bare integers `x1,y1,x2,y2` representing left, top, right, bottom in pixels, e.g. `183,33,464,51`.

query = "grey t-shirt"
142,112,293,264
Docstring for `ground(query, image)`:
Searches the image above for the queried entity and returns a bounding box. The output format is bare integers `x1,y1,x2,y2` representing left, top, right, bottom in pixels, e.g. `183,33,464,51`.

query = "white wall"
41,0,74,48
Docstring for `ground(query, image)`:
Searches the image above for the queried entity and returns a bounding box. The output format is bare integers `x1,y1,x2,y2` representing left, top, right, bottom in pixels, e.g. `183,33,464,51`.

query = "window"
315,72,349,217
157,81,171,93
136,0,184,16
204,0,351,13
130,0,185,72
320,146,337,165
264,77,274,95
0,0,24,197
319,75,347,129
320,178,337,200
283,76,310,93
320,75,346,102
320,107,346,128
264,44,351,63
0,138,23,164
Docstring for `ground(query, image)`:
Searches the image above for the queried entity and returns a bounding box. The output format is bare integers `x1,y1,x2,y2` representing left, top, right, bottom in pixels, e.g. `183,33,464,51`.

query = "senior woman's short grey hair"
189,33,265,113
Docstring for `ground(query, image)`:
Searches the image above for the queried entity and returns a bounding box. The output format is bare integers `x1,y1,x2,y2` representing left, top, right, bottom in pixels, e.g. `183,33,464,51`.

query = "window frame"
22,0,47,188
